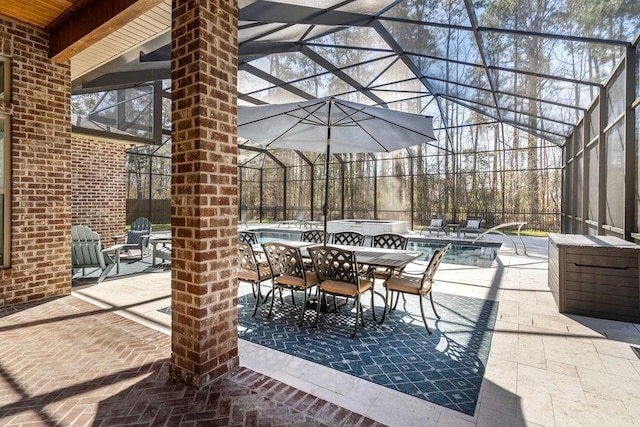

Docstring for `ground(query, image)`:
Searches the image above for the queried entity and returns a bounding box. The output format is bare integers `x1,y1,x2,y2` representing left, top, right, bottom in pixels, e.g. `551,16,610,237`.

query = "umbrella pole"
323,139,330,245
323,102,332,246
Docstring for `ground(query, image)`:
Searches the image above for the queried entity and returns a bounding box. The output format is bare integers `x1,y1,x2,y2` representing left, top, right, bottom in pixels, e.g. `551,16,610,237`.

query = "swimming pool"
252,229,501,267
407,240,500,267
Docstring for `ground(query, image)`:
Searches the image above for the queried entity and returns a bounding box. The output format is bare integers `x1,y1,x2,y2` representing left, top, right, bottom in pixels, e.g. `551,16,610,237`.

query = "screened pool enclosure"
70,1,640,236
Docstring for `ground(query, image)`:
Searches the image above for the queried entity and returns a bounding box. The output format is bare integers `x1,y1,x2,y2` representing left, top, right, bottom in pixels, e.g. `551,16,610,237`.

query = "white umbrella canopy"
238,97,435,153
238,97,436,244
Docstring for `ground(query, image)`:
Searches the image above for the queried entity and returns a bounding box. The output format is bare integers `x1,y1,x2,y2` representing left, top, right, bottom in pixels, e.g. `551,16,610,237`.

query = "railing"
472,222,528,255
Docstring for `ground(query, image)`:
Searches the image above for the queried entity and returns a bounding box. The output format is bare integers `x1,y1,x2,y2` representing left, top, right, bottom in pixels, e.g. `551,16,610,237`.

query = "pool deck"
2,230,640,426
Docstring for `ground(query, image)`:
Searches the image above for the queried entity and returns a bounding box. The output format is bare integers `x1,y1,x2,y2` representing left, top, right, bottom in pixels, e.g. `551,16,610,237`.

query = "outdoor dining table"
335,246,423,271
259,241,423,319
256,241,423,271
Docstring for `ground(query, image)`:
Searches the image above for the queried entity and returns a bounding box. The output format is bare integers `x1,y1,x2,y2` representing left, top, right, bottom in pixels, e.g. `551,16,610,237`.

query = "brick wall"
0,16,72,307
170,0,239,388
71,135,127,241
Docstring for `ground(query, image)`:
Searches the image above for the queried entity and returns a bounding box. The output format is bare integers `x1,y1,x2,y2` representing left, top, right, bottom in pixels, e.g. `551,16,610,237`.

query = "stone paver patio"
2,233,640,426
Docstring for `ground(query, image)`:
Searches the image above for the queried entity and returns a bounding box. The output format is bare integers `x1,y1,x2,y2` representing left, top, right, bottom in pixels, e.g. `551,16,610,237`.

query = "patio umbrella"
238,97,436,244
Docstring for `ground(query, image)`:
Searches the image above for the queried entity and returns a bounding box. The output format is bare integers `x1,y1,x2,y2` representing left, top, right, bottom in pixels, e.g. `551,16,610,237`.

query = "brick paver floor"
0,296,382,426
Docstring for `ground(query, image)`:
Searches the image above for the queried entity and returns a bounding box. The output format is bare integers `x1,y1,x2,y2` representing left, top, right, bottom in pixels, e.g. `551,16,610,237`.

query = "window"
0,114,9,268
0,53,10,267
0,56,9,104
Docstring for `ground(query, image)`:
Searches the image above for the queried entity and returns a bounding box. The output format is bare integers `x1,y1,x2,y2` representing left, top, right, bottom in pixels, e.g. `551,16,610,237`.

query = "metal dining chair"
370,233,409,279
308,245,376,338
371,233,408,250
261,242,319,327
237,242,273,317
238,230,258,245
381,243,451,334
300,229,325,243
300,229,325,270
332,231,365,246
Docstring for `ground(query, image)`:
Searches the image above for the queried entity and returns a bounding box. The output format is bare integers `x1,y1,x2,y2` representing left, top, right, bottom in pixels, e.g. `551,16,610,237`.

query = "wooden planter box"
548,233,640,323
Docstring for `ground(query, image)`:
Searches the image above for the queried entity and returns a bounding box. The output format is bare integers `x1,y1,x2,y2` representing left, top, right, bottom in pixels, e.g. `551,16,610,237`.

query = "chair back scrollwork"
332,231,365,246
238,230,259,245
371,233,408,250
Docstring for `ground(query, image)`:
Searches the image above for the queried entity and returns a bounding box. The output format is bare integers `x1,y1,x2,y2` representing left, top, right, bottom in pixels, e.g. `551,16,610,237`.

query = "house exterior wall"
0,15,72,307
71,135,127,241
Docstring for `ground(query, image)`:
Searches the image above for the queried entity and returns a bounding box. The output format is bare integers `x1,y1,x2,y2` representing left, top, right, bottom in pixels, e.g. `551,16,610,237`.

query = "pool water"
253,229,500,267
257,230,303,242
407,241,499,268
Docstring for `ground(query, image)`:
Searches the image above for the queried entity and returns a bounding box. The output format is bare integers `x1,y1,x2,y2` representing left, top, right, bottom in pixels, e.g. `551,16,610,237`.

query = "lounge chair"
72,225,124,283
421,216,448,237
459,216,483,237
306,214,325,229
278,211,307,228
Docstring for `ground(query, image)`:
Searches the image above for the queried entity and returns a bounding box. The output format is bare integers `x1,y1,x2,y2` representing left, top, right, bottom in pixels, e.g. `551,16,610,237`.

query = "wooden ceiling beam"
49,0,164,63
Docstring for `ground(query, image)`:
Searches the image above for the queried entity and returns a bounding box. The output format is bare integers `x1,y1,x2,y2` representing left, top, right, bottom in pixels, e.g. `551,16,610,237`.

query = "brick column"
169,0,239,387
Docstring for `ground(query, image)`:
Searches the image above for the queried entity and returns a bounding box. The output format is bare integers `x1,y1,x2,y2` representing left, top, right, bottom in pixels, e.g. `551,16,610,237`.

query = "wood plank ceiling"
0,0,169,81
0,0,81,29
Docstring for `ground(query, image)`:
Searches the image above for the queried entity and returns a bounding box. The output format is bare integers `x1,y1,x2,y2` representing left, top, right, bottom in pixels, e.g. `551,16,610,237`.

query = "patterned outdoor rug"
236,291,499,416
